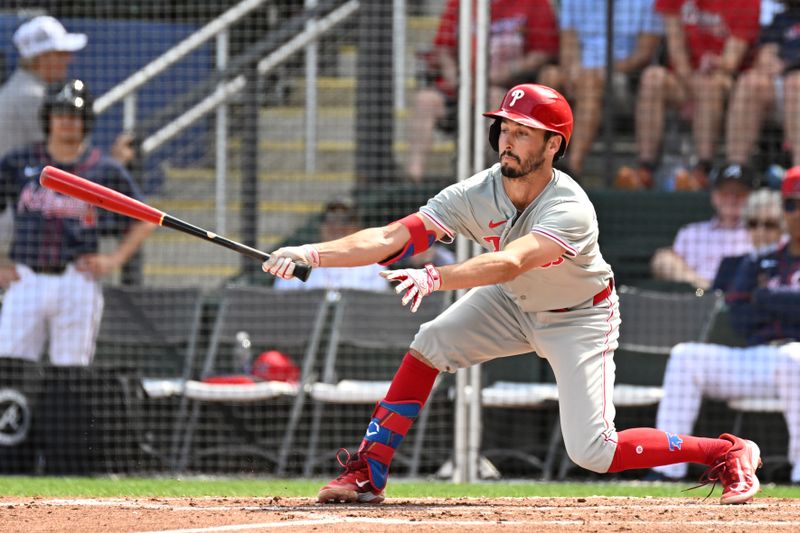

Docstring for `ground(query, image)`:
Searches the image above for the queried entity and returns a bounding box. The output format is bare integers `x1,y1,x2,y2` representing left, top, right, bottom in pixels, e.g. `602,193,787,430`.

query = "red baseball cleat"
697,433,762,504
317,449,385,504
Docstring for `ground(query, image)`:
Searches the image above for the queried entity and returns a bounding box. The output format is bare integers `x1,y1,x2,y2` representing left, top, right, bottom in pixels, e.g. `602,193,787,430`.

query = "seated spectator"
274,197,389,291
650,166,800,483
617,0,761,190
651,164,755,290
538,0,663,179
0,80,154,366
712,188,786,291
404,0,558,183
724,1,800,172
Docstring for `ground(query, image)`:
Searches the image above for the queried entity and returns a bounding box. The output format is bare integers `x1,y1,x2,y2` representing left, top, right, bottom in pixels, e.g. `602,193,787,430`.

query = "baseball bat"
39,165,311,281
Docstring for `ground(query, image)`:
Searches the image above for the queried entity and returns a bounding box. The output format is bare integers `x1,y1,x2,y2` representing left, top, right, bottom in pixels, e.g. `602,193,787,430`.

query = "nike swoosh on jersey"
488,219,507,229
24,166,40,178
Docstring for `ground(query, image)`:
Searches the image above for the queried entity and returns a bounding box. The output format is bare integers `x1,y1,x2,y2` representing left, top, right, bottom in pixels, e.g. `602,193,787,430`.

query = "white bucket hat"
12,16,87,59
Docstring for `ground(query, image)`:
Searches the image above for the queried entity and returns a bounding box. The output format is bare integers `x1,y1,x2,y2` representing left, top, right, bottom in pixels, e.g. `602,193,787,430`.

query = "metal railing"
92,0,268,118
91,0,359,237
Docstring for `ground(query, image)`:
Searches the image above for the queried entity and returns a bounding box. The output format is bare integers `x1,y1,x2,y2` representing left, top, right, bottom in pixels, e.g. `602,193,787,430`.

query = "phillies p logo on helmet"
508,89,525,107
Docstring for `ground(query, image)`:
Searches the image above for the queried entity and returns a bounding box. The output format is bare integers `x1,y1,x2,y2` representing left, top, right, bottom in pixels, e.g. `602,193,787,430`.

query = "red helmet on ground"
484,84,573,160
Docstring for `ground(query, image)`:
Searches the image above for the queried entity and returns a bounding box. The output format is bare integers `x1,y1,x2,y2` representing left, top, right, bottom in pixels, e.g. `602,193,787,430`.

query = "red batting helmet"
783,166,800,197
484,84,573,160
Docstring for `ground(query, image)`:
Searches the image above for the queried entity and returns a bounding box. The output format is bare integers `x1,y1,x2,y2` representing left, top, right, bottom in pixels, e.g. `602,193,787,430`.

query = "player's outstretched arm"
263,213,448,280
381,233,566,312
437,232,565,291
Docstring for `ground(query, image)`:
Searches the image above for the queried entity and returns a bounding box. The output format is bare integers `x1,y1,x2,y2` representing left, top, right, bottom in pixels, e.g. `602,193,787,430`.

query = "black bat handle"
162,215,312,282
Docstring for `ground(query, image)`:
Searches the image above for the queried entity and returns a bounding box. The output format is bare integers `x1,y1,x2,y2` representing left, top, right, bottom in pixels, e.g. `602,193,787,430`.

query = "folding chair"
175,287,330,474
480,377,561,479
303,289,448,477
613,284,722,402
96,285,206,378
726,396,791,480
95,285,206,469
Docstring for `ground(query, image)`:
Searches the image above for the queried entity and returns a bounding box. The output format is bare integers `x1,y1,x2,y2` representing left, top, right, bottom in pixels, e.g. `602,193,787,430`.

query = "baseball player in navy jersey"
264,84,762,505
0,79,154,366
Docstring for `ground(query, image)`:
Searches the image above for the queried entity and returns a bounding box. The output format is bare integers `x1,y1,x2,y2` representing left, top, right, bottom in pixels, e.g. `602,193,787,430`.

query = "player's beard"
500,146,546,179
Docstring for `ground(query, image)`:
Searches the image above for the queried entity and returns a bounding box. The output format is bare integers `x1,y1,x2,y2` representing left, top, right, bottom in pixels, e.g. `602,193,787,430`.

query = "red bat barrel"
38,165,312,281
39,165,165,225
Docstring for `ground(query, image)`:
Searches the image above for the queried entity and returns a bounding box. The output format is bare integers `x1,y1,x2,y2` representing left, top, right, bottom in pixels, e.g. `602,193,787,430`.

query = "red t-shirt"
655,0,760,70
433,0,559,63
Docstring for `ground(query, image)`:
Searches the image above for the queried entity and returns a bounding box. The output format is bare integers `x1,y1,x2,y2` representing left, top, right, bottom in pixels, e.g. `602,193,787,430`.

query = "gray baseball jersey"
411,164,621,473
420,164,613,311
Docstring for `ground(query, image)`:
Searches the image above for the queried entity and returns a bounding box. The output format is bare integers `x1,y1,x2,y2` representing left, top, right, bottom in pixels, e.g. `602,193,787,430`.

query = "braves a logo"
0,388,30,447
508,89,525,107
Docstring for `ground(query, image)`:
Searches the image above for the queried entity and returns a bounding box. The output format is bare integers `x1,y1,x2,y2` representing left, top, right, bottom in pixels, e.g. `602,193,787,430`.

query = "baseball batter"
264,84,761,505
0,79,154,366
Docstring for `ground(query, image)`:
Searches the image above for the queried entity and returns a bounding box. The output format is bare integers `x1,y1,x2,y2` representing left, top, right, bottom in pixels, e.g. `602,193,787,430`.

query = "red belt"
550,279,614,313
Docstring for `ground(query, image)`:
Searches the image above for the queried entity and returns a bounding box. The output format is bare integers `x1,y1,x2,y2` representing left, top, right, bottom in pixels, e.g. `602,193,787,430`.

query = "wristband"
302,244,321,267
424,263,441,291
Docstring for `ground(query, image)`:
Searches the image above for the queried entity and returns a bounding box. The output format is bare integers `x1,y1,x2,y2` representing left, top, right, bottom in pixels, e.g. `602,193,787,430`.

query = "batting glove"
262,244,320,280
381,263,441,313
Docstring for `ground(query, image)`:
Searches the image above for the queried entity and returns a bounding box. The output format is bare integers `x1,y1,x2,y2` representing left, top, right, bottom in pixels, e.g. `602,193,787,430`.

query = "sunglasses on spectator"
746,219,781,230
785,198,800,213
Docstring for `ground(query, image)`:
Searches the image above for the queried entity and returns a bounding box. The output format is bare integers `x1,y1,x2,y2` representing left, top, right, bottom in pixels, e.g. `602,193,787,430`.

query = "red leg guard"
608,428,733,473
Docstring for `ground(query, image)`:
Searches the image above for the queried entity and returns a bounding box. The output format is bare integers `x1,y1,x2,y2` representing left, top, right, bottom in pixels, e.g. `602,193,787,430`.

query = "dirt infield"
2,496,800,532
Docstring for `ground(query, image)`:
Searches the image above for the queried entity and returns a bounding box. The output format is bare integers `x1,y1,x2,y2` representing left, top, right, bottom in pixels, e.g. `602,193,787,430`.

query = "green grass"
1,476,799,499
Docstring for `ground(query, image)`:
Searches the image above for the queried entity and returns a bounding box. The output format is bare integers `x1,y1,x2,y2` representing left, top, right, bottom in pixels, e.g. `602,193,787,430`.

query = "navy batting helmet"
41,79,94,137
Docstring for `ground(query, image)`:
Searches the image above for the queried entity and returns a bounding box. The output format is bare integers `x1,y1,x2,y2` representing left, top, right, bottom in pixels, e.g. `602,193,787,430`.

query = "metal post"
305,0,319,174
466,0,490,484
393,0,407,113
355,0,394,185
120,92,143,285
453,0,473,485
240,64,259,277
123,94,137,131
216,31,229,235
603,0,616,186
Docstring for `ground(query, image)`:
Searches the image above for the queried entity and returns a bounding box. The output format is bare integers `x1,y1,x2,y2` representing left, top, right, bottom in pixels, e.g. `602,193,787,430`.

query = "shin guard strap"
373,405,414,435
362,440,396,465
361,400,422,490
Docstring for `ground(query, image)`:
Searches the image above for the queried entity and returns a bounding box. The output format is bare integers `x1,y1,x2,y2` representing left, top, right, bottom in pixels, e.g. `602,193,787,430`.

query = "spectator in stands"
0,16,87,258
0,79,154,366
538,0,664,179
650,166,800,484
0,16,86,157
650,163,755,290
724,2,800,172
274,197,389,291
712,188,786,291
404,0,558,183
617,0,761,190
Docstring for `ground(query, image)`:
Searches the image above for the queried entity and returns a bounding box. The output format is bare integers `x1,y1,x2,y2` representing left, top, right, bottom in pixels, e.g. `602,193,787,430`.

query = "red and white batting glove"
262,244,320,280
380,263,441,313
